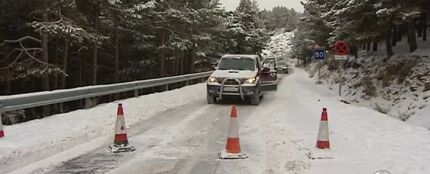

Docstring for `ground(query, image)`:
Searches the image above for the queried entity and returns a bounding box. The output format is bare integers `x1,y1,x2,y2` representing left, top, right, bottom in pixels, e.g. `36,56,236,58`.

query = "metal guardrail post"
165,84,169,91
59,103,64,113
0,102,3,123
185,80,190,86
85,98,93,109
134,90,139,97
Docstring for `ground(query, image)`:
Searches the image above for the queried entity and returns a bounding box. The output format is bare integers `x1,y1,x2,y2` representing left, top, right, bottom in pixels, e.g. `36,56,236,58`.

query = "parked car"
206,54,278,105
276,62,289,73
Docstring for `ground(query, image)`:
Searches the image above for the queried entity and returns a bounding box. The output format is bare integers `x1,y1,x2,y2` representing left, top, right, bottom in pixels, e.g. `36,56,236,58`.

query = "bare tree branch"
0,36,41,47
0,36,67,77
1,48,42,69
19,41,67,76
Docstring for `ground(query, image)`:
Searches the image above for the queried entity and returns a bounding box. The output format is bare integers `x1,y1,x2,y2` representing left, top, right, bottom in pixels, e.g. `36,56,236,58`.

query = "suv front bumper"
207,78,259,100
207,80,258,100
207,84,257,97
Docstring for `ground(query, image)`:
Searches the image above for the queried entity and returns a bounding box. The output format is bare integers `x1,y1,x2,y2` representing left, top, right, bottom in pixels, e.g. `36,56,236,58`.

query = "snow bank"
0,83,206,173
307,37,430,130
288,69,430,174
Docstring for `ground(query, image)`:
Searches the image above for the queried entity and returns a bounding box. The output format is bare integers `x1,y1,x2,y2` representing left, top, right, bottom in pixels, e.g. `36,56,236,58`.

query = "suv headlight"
208,77,218,83
244,77,256,84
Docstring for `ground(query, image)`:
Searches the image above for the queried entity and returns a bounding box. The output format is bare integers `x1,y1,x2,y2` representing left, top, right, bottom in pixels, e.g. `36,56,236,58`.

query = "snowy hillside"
260,29,430,129
309,37,430,130
262,29,295,64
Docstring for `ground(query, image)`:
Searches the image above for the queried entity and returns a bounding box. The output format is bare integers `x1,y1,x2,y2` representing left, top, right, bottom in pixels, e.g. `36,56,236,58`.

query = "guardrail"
0,71,212,112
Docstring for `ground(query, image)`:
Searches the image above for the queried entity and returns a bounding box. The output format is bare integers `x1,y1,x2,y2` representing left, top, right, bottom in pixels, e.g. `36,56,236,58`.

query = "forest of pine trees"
292,0,430,62
259,6,299,32
0,0,298,122
0,0,278,96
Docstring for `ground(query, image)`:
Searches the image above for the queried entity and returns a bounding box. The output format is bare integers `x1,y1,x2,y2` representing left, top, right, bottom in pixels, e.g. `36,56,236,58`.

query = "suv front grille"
218,78,245,85
224,79,239,85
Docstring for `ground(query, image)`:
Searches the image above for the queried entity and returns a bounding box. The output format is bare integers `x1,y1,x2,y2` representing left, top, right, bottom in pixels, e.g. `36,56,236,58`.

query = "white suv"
207,54,278,105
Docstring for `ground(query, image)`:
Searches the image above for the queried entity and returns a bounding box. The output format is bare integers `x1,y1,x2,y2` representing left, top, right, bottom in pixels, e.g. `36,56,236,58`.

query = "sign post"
314,48,325,84
334,41,349,96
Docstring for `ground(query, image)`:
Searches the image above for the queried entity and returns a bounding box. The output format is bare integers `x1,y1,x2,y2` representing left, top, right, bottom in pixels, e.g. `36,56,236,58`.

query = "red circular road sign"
335,41,349,55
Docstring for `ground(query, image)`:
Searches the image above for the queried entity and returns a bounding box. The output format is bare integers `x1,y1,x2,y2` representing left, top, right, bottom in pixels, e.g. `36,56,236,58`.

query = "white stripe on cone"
228,118,239,138
115,114,127,134
317,121,329,141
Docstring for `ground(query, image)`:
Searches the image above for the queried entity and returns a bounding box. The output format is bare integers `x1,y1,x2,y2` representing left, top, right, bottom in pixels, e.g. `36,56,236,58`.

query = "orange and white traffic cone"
316,108,330,149
219,105,247,159
0,115,4,138
109,103,135,153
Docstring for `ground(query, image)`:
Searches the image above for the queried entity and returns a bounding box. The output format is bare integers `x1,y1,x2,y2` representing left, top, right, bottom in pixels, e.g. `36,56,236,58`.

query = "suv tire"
250,92,260,105
207,94,216,104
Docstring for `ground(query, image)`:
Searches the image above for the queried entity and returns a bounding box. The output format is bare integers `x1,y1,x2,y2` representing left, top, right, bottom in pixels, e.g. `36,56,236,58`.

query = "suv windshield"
218,57,255,71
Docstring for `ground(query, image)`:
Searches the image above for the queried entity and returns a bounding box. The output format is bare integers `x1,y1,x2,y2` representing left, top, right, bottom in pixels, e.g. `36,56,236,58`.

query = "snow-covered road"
2,69,430,174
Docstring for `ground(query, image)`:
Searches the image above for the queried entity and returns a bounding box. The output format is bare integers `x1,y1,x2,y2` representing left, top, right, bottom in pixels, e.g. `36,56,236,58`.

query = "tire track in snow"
46,101,211,174
106,99,260,174
234,74,312,174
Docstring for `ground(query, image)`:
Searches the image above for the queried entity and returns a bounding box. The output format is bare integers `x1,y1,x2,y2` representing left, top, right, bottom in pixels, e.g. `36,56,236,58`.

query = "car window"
218,57,255,71
263,60,276,69
277,62,287,66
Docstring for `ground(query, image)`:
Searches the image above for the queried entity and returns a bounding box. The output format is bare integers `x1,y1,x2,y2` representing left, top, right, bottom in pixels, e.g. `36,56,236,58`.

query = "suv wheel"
207,94,216,104
250,93,260,105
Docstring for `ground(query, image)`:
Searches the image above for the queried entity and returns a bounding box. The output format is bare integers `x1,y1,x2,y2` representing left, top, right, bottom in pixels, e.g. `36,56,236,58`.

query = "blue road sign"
314,49,325,60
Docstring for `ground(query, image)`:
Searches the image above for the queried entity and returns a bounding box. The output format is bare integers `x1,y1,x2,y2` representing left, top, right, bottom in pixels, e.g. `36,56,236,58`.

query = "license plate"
223,87,239,92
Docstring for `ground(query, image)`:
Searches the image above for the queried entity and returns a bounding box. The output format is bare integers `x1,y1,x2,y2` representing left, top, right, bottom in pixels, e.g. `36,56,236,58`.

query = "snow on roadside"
307,39,430,130
210,68,430,174
256,29,430,173
109,68,430,174
6,68,430,174
0,83,206,174
310,54,430,129
280,69,430,174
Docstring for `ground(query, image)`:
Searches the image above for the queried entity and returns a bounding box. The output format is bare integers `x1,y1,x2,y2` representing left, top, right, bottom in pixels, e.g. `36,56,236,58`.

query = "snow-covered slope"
262,29,295,64
308,36,430,130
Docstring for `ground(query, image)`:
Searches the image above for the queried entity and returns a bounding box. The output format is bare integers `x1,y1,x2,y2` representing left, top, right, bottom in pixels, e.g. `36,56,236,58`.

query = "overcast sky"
219,0,304,12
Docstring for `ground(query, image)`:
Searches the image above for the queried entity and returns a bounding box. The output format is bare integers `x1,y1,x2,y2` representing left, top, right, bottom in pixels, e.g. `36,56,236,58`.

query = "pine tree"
216,0,267,54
